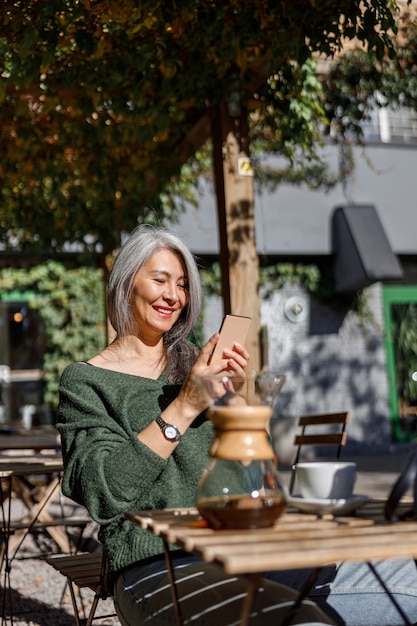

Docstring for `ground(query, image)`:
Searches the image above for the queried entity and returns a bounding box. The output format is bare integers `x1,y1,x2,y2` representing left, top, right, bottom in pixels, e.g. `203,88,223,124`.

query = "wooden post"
210,101,261,373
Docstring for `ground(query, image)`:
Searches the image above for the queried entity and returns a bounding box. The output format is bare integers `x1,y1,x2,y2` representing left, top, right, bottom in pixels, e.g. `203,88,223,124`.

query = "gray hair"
107,225,202,378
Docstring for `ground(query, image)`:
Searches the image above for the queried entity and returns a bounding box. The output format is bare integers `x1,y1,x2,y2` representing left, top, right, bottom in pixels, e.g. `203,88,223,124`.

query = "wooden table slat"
216,538,417,575
126,503,417,575
193,528,417,562
155,520,410,553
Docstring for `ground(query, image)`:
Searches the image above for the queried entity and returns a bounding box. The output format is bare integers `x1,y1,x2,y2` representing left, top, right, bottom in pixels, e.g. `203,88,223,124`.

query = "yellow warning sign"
238,157,254,176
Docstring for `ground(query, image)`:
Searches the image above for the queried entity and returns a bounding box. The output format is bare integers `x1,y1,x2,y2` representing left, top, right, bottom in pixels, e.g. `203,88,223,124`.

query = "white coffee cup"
295,461,357,500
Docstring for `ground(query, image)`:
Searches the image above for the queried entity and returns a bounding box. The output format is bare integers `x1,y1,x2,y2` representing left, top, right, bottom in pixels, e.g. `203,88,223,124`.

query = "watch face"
165,425,179,440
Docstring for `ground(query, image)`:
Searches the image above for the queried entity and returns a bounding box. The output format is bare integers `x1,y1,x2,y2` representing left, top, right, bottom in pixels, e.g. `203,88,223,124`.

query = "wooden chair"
46,550,116,626
288,411,350,494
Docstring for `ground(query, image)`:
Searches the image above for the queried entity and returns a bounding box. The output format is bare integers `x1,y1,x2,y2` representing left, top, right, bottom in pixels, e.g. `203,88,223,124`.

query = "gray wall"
168,141,417,457
202,283,392,462
170,143,417,255
262,283,392,461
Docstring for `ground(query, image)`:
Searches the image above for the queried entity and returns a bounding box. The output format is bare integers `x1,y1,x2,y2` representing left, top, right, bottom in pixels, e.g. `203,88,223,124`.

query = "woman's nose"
165,283,179,301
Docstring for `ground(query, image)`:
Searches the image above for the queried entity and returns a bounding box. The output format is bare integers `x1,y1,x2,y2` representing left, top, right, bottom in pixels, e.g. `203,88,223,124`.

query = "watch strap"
155,415,167,430
155,415,181,441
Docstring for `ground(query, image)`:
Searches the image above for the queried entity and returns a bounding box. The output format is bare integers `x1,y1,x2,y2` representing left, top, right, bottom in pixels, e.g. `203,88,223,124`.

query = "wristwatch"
155,415,182,442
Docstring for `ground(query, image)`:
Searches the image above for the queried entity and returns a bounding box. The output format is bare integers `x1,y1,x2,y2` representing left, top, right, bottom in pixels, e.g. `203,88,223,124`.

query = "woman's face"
130,248,189,341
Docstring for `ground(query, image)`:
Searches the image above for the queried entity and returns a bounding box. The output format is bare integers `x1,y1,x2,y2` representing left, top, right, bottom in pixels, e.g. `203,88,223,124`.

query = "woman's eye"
178,283,187,290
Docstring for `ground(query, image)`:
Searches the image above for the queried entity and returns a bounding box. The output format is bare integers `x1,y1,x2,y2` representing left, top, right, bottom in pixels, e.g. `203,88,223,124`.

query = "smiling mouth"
154,307,175,316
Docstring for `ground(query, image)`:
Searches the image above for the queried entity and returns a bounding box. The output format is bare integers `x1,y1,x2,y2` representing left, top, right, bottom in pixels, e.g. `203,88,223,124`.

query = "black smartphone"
208,314,251,365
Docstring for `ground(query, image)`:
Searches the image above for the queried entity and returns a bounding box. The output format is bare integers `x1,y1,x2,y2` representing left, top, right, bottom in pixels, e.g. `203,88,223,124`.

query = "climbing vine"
0,262,106,409
201,260,333,299
0,258,374,415
201,260,373,322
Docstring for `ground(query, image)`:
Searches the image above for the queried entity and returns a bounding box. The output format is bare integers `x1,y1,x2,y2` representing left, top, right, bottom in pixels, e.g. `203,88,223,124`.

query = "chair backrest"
289,411,350,494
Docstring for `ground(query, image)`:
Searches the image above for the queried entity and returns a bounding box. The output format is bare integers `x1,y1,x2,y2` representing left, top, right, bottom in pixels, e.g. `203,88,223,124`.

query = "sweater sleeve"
56,364,170,525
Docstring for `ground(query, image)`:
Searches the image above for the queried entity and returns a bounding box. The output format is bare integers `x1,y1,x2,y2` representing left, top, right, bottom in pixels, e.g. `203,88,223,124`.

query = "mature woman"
57,224,335,626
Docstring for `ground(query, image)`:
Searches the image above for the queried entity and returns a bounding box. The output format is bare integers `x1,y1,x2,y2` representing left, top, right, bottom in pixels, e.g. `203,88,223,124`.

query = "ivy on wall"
0,261,106,408
261,262,331,297
0,258,372,415
201,260,372,322
201,261,332,298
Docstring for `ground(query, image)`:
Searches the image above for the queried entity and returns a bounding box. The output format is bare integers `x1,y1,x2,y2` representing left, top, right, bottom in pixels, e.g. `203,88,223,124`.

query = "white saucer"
287,494,370,516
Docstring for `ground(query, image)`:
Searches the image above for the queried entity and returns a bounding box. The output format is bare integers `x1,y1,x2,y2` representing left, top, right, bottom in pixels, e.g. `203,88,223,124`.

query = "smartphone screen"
208,314,251,365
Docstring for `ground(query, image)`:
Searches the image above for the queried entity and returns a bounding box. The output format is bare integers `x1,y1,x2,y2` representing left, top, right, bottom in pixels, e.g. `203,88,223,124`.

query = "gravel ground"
1,494,121,626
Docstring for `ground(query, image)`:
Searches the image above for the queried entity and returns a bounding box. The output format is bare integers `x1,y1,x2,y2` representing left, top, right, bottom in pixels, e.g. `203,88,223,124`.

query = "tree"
322,13,417,140
0,0,400,253
0,0,403,365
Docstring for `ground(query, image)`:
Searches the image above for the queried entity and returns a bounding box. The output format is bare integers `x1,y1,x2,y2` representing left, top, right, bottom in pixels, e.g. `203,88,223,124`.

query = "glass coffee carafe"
195,370,288,530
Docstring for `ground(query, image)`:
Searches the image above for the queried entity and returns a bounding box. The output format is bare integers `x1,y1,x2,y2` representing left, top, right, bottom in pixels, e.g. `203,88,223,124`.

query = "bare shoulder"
87,347,120,371
86,338,166,379
86,346,149,377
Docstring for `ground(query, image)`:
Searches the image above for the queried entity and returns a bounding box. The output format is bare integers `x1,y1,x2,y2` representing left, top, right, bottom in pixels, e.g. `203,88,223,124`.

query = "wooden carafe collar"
207,405,273,461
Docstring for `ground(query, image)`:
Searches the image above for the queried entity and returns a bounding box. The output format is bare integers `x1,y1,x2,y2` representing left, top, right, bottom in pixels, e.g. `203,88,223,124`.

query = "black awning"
332,205,403,293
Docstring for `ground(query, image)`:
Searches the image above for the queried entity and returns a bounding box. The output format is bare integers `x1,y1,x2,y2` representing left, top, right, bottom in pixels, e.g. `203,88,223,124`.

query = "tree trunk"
210,101,261,373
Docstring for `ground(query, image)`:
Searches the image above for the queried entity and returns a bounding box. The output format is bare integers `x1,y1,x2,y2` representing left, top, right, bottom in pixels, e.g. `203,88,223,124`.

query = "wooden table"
0,454,90,626
0,428,60,452
0,456,66,624
0,427,63,561
0,454,69,557
126,500,417,626
0,455,66,559
0,429,66,571
0,454,92,626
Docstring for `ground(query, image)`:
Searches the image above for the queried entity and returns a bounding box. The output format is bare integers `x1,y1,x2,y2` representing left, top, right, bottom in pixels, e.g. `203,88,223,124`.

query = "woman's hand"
177,334,250,415
148,334,249,456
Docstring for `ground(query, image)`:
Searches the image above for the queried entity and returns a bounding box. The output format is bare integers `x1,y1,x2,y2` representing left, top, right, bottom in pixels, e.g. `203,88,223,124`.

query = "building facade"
170,110,417,454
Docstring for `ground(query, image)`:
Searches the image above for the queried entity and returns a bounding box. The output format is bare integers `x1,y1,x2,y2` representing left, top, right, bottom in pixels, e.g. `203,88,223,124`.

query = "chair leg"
67,579,85,626
85,591,102,626
59,578,108,626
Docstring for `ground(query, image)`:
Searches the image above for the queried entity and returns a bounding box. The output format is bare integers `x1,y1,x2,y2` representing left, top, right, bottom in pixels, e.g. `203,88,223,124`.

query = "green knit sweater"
56,362,214,578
